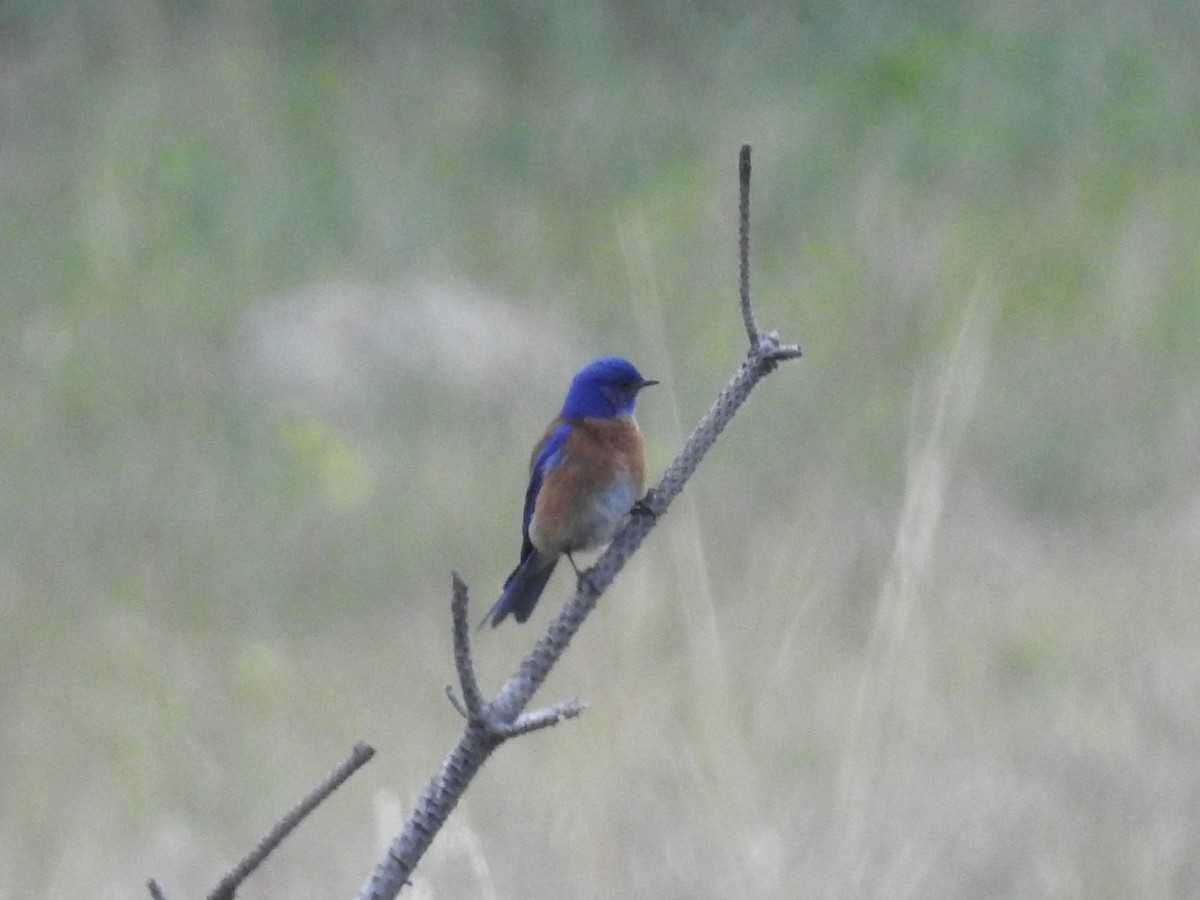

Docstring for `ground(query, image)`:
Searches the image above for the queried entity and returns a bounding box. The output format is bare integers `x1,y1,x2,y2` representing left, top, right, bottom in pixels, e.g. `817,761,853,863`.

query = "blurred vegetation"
2,1,1199,897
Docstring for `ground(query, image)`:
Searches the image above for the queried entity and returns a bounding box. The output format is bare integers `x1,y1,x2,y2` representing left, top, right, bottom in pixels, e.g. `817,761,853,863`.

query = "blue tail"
480,552,558,628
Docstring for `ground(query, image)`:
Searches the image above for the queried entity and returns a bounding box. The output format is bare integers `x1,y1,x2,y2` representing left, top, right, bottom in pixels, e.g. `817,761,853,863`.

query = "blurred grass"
2,0,1200,897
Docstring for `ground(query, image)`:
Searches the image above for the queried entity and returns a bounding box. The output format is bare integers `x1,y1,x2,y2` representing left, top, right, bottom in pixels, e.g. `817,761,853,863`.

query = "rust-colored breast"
530,415,646,554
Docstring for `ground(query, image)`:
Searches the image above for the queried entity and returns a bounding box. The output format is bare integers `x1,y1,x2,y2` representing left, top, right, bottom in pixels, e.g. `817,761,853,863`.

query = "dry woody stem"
357,144,801,900
147,743,376,900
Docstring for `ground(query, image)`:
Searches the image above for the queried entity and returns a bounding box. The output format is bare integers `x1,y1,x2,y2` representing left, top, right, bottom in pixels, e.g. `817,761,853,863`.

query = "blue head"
560,356,657,418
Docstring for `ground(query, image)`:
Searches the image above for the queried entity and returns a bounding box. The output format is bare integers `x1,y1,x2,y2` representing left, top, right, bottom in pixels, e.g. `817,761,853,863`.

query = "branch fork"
446,573,585,738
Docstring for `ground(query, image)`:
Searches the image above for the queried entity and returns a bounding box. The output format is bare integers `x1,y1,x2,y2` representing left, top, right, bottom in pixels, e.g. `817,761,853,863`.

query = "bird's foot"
564,554,597,595
631,490,658,520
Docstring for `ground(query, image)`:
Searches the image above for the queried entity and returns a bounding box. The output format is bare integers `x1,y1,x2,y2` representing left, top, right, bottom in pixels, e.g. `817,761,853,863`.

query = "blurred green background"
3,0,1199,897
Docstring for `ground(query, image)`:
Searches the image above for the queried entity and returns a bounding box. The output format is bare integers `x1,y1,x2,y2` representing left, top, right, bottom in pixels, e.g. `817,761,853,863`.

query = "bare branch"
498,699,587,739
739,144,758,348
450,573,485,716
483,336,800,730
357,145,801,900
359,723,498,900
202,742,375,900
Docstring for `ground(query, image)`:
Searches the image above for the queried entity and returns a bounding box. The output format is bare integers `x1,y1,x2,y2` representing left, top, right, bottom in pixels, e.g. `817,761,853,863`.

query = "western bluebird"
481,356,657,628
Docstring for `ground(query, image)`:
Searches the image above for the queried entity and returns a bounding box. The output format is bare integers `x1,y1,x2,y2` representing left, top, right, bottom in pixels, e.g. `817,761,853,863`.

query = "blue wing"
521,421,571,541
479,421,572,628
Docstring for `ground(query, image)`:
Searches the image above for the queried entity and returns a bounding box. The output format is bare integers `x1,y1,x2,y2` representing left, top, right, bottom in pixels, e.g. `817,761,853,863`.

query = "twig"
499,698,587,738
356,145,801,900
195,742,375,900
738,144,758,348
449,572,485,718
147,879,167,900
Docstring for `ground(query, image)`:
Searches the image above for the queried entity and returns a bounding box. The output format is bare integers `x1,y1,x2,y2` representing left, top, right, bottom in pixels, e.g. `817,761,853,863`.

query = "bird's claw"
631,491,658,520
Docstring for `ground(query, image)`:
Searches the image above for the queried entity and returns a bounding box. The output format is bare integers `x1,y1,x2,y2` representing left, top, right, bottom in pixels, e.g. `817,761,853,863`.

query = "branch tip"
450,573,485,715
500,699,587,738
446,686,470,719
738,144,758,347
206,741,376,900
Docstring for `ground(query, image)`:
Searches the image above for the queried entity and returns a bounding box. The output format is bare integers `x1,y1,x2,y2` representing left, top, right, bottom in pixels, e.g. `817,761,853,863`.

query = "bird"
480,356,657,628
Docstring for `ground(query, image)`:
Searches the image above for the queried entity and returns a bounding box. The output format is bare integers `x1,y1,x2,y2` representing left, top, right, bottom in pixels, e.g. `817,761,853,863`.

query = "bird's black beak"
638,378,659,390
